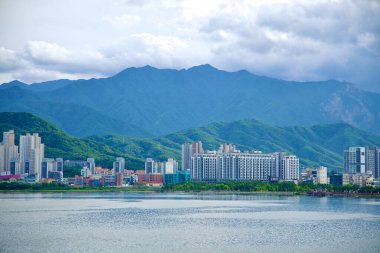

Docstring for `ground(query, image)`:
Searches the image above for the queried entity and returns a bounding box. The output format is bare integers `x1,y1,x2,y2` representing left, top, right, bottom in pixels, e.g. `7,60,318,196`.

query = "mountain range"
1,65,379,137
1,112,380,172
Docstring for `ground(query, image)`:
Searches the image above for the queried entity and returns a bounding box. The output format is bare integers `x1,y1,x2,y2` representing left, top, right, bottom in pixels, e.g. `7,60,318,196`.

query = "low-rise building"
301,166,328,184
164,170,191,185
137,174,163,186
330,173,350,186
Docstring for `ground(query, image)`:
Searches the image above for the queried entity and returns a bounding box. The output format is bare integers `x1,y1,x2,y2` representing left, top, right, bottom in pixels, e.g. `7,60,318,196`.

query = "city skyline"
1,129,379,188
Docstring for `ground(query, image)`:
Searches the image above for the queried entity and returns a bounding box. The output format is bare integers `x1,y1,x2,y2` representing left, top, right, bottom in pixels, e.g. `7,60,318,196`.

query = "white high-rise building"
164,158,178,174
218,143,237,153
81,167,92,178
0,130,19,174
190,150,294,182
19,133,44,180
191,153,218,181
316,166,328,184
281,155,300,180
113,157,125,174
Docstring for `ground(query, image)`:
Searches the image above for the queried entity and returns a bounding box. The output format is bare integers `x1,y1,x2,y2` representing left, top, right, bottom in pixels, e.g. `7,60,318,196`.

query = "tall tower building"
164,158,178,174
145,158,155,174
281,155,300,180
19,133,44,180
376,148,380,179
85,158,96,174
365,147,379,177
113,157,125,174
0,130,19,174
344,147,366,174
41,158,55,179
181,141,203,170
55,158,64,172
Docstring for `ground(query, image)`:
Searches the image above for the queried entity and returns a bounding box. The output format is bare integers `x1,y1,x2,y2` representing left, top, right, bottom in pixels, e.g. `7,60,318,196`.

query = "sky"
0,0,379,92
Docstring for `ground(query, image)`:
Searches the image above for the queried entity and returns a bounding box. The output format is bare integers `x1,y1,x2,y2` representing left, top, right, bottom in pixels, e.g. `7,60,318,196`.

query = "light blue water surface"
0,192,379,253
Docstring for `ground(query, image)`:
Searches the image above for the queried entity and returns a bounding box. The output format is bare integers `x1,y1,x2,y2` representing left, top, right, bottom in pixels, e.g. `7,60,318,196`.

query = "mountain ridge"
1,65,379,137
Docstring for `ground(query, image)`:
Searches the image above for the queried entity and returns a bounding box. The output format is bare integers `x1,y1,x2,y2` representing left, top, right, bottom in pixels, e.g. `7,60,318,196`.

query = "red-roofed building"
137,174,163,186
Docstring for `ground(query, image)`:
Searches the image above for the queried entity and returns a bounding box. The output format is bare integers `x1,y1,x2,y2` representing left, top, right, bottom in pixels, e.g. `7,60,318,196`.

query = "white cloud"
0,0,379,92
24,41,72,65
102,14,141,28
0,47,24,71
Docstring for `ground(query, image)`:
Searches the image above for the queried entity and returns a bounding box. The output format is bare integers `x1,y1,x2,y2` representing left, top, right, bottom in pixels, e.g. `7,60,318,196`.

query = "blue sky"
0,0,379,92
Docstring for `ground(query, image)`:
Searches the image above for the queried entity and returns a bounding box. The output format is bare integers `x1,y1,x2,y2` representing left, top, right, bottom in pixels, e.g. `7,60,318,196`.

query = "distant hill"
90,118,380,172
0,112,143,169
1,65,379,137
0,86,150,137
2,112,380,172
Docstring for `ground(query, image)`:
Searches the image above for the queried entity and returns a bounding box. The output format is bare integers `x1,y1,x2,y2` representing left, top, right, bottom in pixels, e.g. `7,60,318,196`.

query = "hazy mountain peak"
0,80,27,89
188,64,218,71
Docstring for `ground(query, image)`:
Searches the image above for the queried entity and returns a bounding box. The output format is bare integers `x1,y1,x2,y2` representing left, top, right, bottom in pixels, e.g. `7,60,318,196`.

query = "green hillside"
89,119,380,172
0,112,143,169
2,112,380,172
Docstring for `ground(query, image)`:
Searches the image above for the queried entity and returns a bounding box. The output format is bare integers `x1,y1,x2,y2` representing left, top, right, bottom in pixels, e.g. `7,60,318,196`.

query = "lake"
0,192,379,253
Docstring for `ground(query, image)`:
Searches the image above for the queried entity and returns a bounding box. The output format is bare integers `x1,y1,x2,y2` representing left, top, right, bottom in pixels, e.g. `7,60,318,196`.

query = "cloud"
0,47,24,71
24,41,72,65
0,0,379,92
198,0,380,88
102,14,141,28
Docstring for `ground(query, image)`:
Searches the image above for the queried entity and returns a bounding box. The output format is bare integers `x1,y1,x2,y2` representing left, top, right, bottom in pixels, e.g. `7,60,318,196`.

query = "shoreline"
1,189,379,198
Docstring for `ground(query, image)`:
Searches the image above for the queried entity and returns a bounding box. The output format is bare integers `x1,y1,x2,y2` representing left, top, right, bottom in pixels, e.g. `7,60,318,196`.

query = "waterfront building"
350,174,374,187
74,175,83,186
84,158,96,174
190,147,299,182
102,174,116,186
113,157,125,174
164,158,178,174
48,171,63,182
81,167,92,178
19,133,44,180
116,172,124,186
317,166,328,184
55,158,63,172
281,155,300,180
365,147,380,178
145,158,155,174
164,170,191,185
144,157,179,174
10,159,21,175
182,141,203,171
344,146,380,178
301,166,328,184
156,161,165,174
330,172,350,186
344,147,366,174
191,152,218,181
0,130,19,174
137,174,163,186
41,158,55,179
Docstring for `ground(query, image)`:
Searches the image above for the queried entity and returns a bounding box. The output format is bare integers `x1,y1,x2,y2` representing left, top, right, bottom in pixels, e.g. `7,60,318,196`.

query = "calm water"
0,193,379,253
